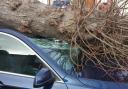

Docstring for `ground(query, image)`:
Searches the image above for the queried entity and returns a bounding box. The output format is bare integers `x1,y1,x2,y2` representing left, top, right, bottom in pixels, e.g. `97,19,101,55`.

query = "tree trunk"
0,0,71,41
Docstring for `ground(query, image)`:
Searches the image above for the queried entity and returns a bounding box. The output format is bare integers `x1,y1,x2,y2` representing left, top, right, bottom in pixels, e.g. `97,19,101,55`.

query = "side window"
0,33,44,76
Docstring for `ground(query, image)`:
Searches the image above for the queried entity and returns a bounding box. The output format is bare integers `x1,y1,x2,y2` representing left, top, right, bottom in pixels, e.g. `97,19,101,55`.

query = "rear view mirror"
33,68,55,89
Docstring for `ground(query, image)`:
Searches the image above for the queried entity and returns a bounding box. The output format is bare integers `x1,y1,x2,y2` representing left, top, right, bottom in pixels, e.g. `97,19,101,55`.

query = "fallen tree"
0,0,128,82
0,0,73,40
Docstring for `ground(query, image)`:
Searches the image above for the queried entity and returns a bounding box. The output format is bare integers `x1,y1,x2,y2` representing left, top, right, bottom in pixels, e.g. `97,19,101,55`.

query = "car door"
0,32,67,89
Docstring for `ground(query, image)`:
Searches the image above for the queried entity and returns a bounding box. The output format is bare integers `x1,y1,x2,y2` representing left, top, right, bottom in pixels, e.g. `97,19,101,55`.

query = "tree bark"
0,0,71,40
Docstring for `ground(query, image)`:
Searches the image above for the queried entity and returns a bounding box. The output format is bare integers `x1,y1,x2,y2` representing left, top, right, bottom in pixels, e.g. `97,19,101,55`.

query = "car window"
0,33,45,76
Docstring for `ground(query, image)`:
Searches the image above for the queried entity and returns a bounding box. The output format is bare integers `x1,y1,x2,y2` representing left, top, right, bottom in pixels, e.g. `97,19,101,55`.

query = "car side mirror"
33,68,55,89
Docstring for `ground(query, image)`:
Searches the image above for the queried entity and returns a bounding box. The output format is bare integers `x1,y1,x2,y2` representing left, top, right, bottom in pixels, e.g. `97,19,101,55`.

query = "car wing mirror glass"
33,68,55,88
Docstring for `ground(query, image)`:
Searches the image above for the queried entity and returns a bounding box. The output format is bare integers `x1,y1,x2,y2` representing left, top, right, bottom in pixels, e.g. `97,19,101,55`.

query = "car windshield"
30,38,78,75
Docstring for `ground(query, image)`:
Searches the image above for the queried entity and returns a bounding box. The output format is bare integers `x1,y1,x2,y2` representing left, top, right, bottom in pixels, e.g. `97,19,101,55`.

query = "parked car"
0,28,128,89
52,0,70,8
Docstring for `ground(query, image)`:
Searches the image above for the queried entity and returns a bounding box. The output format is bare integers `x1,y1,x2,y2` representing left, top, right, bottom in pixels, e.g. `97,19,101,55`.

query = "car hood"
79,78,128,89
